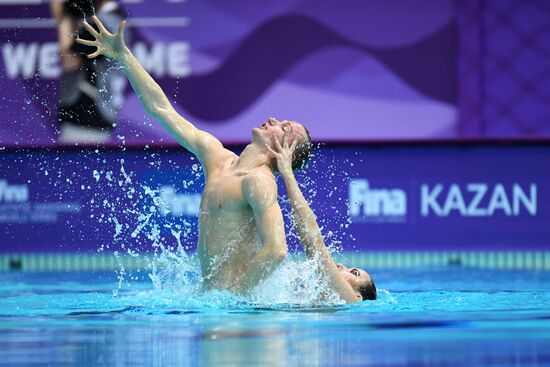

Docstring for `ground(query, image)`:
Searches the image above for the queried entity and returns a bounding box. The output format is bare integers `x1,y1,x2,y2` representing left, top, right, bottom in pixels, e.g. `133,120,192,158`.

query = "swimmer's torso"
198,157,272,290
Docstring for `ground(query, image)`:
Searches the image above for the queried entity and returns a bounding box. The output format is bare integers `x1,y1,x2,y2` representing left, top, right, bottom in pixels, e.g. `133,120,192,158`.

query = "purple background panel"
458,0,550,138
1,0,550,147
480,1,550,137
0,1,458,146
0,144,548,253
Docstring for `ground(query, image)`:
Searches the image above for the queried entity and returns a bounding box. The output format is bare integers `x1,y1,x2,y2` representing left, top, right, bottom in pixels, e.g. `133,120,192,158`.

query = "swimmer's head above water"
252,117,312,171
337,263,377,301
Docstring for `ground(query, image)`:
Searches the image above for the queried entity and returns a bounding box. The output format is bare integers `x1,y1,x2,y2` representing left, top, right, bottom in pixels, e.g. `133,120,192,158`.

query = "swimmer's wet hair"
292,125,312,171
358,278,377,301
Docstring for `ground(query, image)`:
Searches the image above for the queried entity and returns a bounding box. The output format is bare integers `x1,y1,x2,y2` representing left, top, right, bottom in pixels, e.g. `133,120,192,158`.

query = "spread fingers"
290,137,299,151
87,49,101,59
283,130,290,148
266,144,278,156
273,135,283,150
82,20,99,38
75,37,95,46
92,15,111,35
117,20,126,38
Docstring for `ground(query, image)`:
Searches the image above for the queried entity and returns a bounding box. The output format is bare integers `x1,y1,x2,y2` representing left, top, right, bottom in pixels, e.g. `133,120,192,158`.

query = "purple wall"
1,144,548,253
458,0,550,138
2,1,547,147
1,0,458,146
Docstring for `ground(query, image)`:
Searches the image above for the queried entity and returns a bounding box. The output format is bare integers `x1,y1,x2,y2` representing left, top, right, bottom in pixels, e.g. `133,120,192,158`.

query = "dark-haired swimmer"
267,132,377,302
78,17,312,294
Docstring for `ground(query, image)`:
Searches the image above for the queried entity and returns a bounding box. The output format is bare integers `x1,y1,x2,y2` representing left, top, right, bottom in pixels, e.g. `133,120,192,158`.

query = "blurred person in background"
51,0,127,144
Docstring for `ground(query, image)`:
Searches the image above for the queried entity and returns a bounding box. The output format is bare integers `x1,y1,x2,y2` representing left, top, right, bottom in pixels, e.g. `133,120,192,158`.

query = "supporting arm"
234,172,288,295
268,133,360,304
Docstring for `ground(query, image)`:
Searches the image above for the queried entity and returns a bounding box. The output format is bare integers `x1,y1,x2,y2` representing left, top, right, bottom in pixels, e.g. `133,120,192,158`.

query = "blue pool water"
1,267,549,366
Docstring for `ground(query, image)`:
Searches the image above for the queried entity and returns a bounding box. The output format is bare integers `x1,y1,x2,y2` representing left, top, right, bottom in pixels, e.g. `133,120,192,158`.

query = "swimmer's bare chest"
197,164,259,284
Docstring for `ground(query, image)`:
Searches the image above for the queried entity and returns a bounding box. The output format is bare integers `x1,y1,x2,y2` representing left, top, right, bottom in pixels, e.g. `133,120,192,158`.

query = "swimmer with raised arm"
267,132,377,302
77,17,313,294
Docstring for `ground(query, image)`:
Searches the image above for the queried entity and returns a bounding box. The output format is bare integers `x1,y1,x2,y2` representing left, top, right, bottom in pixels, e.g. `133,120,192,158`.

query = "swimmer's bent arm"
281,172,359,304
76,17,228,169
266,132,359,303
234,173,288,294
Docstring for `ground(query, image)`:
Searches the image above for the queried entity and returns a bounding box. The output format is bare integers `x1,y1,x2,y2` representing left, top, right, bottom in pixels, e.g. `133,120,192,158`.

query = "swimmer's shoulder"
243,167,276,187
242,168,278,204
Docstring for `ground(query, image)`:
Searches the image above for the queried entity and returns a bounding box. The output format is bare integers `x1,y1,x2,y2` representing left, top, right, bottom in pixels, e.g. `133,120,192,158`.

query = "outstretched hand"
266,131,298,177
75,16,127,61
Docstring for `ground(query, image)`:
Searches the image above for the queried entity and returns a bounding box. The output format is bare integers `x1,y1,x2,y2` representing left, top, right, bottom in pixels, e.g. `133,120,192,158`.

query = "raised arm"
268,133,360,303
234,172,288,295
75,17,231,170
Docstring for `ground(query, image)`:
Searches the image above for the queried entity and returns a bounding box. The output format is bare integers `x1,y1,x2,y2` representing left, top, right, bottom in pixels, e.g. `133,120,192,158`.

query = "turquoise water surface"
1,267,549,366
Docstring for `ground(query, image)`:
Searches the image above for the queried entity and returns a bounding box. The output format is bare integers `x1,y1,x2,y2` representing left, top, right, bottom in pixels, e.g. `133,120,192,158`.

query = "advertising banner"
1,144,548,253
0,0,458,146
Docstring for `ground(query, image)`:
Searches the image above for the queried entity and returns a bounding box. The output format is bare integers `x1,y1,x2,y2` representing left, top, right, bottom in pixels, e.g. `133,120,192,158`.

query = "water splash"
86,147,363,308
250,256,345,306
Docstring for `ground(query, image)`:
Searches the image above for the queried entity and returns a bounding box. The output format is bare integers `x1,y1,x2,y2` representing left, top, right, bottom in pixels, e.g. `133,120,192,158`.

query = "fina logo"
349,179,407,223
158,185,201,217
0,179,29,202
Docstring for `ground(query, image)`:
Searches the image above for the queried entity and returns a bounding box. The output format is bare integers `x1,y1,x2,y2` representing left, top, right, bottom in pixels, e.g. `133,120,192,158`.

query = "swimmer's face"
252,117,307,151
336,263,372,298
